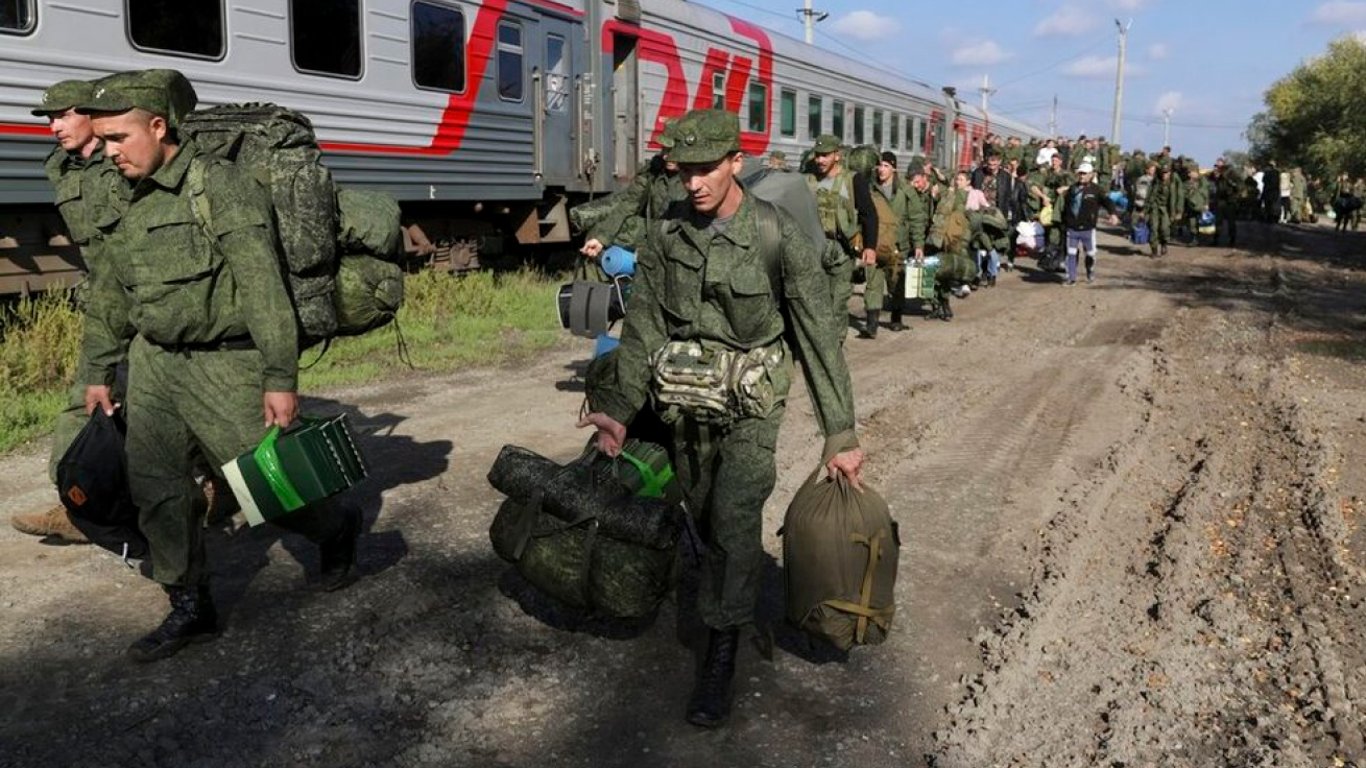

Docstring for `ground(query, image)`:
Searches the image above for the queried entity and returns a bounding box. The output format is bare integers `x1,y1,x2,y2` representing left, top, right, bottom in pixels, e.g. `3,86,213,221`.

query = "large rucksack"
181,104,404,346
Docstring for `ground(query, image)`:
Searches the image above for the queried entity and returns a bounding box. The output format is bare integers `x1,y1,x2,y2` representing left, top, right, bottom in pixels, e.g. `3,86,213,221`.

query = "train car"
0,0,1043,293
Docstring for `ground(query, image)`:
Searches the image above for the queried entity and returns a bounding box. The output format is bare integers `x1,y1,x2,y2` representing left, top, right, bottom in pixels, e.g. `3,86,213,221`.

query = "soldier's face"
92,110,171,180
876,161,895,183
813,151,837,175
680,152,745,216
47,109,94,152
911,174,928,192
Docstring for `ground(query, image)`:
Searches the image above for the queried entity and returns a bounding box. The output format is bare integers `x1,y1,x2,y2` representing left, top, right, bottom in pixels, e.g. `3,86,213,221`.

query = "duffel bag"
488,444,683,618
780,459,899,651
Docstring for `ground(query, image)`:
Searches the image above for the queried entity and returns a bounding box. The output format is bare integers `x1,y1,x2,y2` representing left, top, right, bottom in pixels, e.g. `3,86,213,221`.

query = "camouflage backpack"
846,144,879,176
182,104,404,346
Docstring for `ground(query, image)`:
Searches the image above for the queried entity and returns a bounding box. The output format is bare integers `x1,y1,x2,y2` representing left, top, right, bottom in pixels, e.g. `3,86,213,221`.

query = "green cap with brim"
812,134,840,154
668,108,741,164
75,69,199,129
31,79,96,116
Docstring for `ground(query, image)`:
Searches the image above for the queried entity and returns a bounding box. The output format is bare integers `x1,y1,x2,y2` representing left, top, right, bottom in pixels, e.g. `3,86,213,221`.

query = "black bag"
56,409,148,560
488,444,683,618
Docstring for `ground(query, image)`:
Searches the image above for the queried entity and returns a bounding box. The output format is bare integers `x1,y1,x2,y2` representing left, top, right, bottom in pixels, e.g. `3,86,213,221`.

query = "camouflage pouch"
649,340,785,422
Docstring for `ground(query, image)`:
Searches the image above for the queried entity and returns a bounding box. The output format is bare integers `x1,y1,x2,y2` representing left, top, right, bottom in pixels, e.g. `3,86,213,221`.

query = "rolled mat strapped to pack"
780,458,900,651
221,414,368,526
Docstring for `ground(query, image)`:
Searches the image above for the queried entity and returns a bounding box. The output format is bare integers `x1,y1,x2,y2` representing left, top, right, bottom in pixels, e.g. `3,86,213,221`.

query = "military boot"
686,627,740,728
857,310,880,339
939,293,953,321
127,585,219,663
887,310,906,332
318,504,363,592
10,505,89,544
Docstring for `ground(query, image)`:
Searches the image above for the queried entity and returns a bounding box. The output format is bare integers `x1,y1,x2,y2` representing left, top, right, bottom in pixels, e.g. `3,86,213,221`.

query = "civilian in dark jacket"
1061,162,1119,285
969,151,1016,282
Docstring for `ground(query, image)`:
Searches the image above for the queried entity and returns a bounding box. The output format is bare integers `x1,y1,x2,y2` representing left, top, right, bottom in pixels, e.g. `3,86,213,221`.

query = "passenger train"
0,0,1045,293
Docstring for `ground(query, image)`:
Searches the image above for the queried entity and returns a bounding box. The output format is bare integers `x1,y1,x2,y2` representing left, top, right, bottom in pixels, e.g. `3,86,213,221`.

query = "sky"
698,0,1366,166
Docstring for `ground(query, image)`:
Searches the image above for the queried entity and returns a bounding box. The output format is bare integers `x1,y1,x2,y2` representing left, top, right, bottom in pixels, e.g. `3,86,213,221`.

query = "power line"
993,37,1110,89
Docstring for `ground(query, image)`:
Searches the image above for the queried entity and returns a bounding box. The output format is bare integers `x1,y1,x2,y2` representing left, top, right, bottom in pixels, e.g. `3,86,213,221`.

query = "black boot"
940,293,953,321
319,504,363,592
686,627,740,728
887,310,906,332
128,584,219,663
857,310,880,339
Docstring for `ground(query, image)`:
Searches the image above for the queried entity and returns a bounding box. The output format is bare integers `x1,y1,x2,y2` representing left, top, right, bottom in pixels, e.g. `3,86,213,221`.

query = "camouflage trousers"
1148,208,1173,249
669,410,782,630
824,247,855,343
862,260,905,316
126,336,345,587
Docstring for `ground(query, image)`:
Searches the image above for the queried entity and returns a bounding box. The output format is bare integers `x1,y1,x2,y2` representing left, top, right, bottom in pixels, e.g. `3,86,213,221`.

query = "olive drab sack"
182,104,408,345
780,462,899,651
868,189,901,265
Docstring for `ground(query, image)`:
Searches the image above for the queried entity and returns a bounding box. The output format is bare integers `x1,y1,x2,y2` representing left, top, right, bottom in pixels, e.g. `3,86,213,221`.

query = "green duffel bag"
488,445,683,618
337,187,403,261
780,459,900,651
334,253,404,337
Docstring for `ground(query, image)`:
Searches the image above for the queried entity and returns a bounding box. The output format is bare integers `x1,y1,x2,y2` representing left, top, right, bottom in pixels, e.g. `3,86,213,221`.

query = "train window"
127,0,224,59
890,114,899,150
906,116,915,151
545,34,569,113
807,95,822,140
747,82,766,133
853,106,864,144
291,0,362,78
779,89,796,138
0,0,34,34
916,119,928,152
711,72,725,109
831,100,844,142
872,110,883,147
412,1,466,93
497,21,524,102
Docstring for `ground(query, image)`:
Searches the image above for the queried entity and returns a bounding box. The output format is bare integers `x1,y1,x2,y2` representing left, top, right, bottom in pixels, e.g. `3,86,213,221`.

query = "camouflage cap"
812,134,840,154
668,108,740,164
769,150,787,161
76,69,199,129
31,79,95,116
658,118,679,150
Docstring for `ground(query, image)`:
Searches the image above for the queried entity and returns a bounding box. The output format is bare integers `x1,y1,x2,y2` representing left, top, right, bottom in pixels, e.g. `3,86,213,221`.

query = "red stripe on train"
0,122,53,137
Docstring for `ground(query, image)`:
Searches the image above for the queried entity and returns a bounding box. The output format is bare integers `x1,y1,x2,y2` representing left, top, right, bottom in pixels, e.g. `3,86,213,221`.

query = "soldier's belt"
649,340,785,423
150,335,256,353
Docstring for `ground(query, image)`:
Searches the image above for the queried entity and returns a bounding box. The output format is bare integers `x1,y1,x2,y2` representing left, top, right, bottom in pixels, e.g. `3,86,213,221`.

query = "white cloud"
1155,91,1183,115
830,10,902,41
1148,42,1169,60
1110,0,1149,9
1064,55,1121,77
1035,6,1098,37
1311,1,1366,25
952,40,1010,66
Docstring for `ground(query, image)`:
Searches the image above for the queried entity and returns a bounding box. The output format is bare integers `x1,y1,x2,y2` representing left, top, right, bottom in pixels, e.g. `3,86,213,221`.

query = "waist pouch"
649,340,785,424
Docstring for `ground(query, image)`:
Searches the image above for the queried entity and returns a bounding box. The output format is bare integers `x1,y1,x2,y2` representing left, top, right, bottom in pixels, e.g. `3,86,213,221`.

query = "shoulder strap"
751,197,783,297
185,157,213,235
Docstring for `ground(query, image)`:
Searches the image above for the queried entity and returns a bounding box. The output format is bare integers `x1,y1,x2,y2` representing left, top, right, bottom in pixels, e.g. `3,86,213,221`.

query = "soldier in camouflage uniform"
1209,159,1240,246
858,152,915,337
805,134,861,342
1146,164,1183,256
79,70,360,663
1183,165,1210,246
10,79,130,544
578,121,686,258
579,109,864,728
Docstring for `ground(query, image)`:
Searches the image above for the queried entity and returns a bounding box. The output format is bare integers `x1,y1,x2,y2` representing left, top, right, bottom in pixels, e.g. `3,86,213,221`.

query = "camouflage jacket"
1148,177,1185,217
82,140,300,391
584,155,685,249
1183,177,1210,213
44,145,128,256
806,168,858,242
590,194,858,454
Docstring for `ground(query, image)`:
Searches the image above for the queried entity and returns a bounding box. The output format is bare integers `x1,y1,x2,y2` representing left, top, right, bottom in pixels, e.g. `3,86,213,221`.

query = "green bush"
0,289,84,450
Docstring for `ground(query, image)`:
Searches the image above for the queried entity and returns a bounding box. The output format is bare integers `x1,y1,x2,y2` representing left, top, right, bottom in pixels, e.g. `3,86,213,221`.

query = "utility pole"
978,73,997,112
1049,94,1058,137
1112,18,1132,145
1162,107,1173,146
797,0,828,45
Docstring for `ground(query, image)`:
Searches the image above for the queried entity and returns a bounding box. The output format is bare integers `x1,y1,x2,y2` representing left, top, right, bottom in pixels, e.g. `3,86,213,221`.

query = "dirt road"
1,222,1363,768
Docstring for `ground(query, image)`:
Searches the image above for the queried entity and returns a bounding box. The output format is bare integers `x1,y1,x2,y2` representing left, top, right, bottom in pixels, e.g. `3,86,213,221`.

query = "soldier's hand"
576,412,627,457
914,247,925,263
85,385,115,417
826,448,866,492
861,248,878,266
263,391,298,428
580,238,605,259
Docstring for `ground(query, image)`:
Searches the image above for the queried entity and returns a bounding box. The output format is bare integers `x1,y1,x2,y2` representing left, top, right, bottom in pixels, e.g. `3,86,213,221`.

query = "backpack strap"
751,196,784,298
185,157,213,235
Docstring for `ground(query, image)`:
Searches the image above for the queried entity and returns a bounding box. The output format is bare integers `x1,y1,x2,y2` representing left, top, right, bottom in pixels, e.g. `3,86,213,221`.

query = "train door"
537,19,577,186
611,33,639,182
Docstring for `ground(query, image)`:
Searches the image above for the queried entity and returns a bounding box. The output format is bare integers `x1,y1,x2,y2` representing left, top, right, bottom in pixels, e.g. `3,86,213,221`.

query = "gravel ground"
1,221,1363,768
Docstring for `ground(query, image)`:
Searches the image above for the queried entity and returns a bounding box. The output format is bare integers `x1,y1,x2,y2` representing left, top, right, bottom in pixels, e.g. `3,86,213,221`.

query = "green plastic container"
904,262,938,300
221,414,368,526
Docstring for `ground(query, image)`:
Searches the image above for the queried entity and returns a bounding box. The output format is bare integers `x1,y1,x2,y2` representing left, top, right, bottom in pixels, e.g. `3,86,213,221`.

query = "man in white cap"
1059,162,1120,285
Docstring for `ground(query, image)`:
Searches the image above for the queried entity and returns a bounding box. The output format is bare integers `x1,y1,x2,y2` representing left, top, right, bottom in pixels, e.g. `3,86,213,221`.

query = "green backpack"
182,104,404,346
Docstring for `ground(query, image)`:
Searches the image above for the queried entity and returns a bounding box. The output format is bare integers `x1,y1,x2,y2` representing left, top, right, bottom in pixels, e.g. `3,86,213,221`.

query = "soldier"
78,70,361,662
969,149,1016,286
1042,151,1074,264
1209,159,1240,246
578,109,864,728
857,151,913,338
10,79,129,544
579,122,685,258
805,134,861,341
926,171,978,320
1146,163,1183,256
765,150,790,172
1183,165,1210,246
